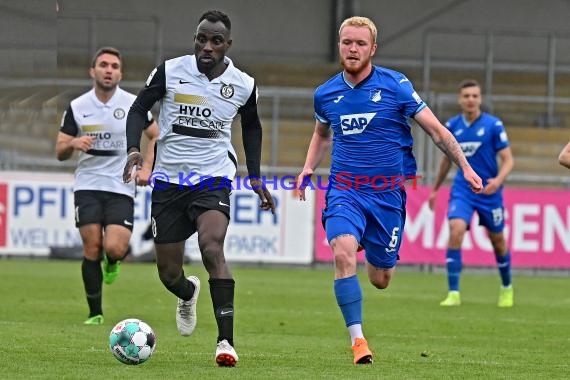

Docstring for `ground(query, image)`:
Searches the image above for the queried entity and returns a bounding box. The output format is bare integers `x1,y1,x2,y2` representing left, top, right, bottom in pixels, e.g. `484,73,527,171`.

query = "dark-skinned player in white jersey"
123,10,275,367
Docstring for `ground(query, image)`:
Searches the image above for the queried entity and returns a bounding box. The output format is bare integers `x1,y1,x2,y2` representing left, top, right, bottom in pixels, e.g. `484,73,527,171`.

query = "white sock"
348,324,364,345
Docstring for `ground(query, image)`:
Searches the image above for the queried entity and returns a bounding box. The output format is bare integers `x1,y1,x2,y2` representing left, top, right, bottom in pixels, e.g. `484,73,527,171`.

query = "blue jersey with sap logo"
314,66,426,191
446,112,509,198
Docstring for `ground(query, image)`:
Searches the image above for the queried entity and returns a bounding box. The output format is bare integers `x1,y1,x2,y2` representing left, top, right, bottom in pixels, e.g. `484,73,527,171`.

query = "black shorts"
151,178,231,244
74,190,134,230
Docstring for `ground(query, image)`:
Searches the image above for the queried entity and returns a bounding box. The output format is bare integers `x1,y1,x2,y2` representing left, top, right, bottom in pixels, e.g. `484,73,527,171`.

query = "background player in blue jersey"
428,79,515,307
559,141,570,169
296,16,483,365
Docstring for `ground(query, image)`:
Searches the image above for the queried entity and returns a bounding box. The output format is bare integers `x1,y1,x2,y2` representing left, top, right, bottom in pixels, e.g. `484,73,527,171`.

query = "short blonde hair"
339,16,377,44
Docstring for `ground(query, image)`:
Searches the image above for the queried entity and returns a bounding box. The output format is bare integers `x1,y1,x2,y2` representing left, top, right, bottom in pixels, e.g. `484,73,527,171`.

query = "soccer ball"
109,318,156,365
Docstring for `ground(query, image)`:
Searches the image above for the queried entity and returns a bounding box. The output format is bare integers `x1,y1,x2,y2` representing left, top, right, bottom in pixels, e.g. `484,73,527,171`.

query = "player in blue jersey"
428,79,515,307
296,16,483,365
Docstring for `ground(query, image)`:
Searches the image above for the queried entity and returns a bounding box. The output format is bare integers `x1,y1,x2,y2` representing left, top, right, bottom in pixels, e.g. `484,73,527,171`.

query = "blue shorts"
322,187,405,269
448,191,505,233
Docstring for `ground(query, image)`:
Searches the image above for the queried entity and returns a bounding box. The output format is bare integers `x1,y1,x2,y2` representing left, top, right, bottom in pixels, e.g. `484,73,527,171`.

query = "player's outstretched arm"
414,107,483,193
297,121,331,201
558,141,570,169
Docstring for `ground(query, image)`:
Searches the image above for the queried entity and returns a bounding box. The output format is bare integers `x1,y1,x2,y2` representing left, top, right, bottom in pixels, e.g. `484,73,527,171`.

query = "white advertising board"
0,171,314,264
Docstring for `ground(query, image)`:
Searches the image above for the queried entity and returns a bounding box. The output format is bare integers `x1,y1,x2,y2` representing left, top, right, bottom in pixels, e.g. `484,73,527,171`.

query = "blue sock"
333,275,362,327
446,249,462,291
495,251,512,287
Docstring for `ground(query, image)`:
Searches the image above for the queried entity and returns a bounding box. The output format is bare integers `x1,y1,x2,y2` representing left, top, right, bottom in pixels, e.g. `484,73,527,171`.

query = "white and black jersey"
126,55,262,185
60,87,153,197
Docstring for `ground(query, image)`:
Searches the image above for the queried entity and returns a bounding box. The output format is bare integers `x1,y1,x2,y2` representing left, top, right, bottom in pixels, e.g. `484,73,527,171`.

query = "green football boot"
84,315,104,325
498,286,514,307
440,291,461,306
103,254,121,285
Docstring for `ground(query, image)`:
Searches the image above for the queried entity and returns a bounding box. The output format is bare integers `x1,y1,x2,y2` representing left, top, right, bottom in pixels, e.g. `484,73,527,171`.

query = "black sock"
209,278,235,346
161,271,195,300
82,258,103,317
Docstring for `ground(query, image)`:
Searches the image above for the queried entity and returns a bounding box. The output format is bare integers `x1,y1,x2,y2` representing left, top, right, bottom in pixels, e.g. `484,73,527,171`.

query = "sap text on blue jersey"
340,112,376,135
459,142,482,157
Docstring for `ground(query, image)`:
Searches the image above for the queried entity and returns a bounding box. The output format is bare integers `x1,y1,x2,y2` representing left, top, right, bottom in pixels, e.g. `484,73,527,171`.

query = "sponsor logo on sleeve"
411,91,422,104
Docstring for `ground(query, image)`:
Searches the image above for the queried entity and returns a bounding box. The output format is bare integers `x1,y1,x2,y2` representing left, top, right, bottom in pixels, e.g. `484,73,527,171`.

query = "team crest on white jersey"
113,108,125,119
370,89,382,102
339,112,376,135
460,141,482,157
220,84,234,99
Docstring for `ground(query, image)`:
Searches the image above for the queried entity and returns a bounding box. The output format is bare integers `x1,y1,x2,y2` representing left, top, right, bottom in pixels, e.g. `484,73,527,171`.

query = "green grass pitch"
0,259,569,379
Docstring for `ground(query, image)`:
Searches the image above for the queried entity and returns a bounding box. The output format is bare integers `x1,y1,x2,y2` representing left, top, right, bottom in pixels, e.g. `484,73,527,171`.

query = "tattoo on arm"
435,134,467,169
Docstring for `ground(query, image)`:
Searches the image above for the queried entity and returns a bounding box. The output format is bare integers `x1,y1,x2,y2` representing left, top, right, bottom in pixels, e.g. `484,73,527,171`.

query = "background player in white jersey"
56,47,158,325
429,79,515,307
296,16,483,365
559,141,570,169
123,10,275,367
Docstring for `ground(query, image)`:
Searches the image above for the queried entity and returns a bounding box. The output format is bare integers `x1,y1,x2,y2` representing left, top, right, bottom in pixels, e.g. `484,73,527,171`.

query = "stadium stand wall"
1,0,569,186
